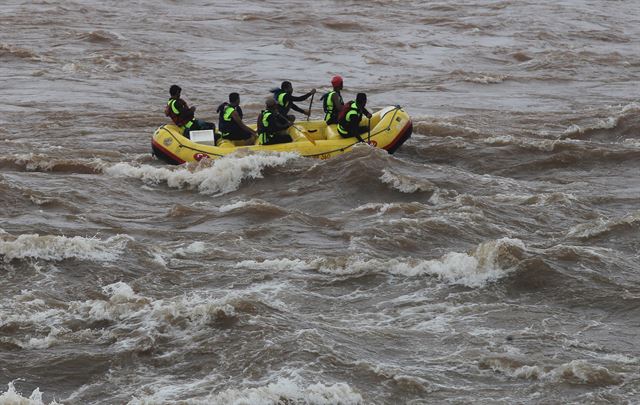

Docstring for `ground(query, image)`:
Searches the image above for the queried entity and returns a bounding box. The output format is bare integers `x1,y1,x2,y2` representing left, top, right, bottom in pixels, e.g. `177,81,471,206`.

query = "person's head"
265,97,277,111
356,92,367,107
229,92,240,105
281,81,293,94
169,84,181,98
331,75,343,90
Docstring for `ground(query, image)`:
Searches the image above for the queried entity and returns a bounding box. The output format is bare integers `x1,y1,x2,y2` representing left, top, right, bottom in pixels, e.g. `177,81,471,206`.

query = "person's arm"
347,113,364,142
289,88,316,102
289,102,307,115
231,111,256,135
274,114,292,131
363,107,372,119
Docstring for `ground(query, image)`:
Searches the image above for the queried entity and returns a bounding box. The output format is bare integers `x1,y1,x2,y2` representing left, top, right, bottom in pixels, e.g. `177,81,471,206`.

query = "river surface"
1,1,639,404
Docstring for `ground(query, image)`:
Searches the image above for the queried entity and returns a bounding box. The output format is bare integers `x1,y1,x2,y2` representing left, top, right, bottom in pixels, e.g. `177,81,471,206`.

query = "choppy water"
1,1,640,404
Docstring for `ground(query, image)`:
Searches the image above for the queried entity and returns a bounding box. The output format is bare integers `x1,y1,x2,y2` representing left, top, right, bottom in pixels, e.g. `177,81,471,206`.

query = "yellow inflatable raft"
151,106,412,164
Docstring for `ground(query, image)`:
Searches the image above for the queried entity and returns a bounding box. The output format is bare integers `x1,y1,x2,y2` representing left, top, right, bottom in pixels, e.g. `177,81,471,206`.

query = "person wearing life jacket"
216,92,256,145
320,75,344,125
165,84,195,127
337,92,372,142
164,84,215,139
257,98,293,145
271,81,316,122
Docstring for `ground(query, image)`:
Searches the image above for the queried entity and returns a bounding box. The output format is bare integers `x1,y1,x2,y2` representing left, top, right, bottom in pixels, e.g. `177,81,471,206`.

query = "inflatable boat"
151,106,412,164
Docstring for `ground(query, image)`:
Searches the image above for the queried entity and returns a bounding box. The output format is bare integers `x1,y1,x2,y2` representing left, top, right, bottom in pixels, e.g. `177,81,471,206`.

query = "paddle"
275,111,316,145
291,122,316,145
367,117,371,144
306,92,315,121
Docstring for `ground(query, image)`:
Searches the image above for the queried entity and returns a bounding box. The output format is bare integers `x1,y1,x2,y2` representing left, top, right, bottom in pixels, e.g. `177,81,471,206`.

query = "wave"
128,378,362,405
0,43,47,62
322,20,371,32
561,103,640,141
218,199,288,217
236,238,526,288
0,382,59,405
2,281,287,350
480,357,623,386
449,69,508,84
0,153,102,174
379,169,435,193
77,30,125,44
0,233,132,263
104,153,300,195
567,211,640,241
352,201,428,217
412,118,482,138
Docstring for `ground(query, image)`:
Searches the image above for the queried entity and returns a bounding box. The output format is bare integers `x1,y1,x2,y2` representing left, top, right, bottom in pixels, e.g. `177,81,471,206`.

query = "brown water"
1,1,640,404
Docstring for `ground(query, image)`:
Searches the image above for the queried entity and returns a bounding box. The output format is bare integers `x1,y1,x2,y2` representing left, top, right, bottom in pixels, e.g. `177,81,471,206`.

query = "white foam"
379,169,433,193
562,102,640,137
0,382,60,405
246,238,525,287
567,211,640,239
104,152,299,195
463,74,508,84
235,258,311,272
0,234,132,262
136,378,363,405
218,199,279,213
174,241,208,256
487,359,623,386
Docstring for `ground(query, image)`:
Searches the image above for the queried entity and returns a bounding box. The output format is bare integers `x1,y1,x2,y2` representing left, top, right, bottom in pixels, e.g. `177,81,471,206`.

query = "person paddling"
321,75,345,125
164,85,215,139
337,92,372,142
217,92,256,145
271,81,316,122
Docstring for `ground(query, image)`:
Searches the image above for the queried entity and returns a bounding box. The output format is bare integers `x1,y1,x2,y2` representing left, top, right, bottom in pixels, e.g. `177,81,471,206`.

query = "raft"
151,106,412,164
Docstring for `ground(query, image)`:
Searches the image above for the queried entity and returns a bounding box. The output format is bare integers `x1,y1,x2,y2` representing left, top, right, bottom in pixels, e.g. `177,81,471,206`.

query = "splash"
0,382,61,405
104,153,299,195
129,378,363,405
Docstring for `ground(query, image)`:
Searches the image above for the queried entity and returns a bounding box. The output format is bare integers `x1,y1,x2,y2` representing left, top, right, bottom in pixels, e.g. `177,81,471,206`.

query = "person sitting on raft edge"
257,98,293,145
321,75,345,125
337,92,372,143
216,92,257,146
271,81,316,122
164,85,215,139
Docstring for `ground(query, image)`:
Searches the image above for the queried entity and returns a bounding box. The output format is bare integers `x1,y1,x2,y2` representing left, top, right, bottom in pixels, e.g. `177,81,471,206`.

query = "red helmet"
331,75,343,87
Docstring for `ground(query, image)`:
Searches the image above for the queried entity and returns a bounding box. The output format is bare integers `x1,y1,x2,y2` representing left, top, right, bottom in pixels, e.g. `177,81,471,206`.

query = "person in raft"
271,81,316,122
337,92,372,142
216,92,257,145
320,75,345,125
164,85,215,139
257,98,293,145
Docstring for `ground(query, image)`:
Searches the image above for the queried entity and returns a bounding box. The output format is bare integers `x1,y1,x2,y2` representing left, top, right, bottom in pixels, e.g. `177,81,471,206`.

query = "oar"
367,117,371,144
306,92,315,121
275,111,316,145
291,122,316,145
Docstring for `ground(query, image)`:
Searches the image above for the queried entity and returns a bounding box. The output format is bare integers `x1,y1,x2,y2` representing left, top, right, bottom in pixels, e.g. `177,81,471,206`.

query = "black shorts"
263,132,292,145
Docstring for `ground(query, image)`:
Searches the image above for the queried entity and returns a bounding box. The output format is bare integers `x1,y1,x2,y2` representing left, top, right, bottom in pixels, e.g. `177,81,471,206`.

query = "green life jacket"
322,90,343,123
218,104,242,137
273,90,290,116
257,110,273,145
337,101,360,136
